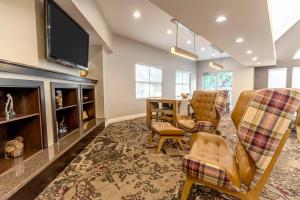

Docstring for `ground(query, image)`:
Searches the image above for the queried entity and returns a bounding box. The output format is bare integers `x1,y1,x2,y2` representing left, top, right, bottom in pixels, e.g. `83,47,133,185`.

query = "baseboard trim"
105,113,146,127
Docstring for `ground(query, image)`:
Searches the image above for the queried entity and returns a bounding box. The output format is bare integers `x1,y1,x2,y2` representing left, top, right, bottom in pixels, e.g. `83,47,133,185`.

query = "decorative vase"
55,90,63,108
5,93,16,120
83,110,89,121
58,117,67,137
80,70,89,77
181,93,189,99
5,136,24,158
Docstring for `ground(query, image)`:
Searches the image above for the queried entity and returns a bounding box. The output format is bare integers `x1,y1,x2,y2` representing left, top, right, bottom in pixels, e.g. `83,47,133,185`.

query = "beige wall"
197,57,254,106
72,0,113,51
103,34,197,120
0,0,39,66
254,65,293,89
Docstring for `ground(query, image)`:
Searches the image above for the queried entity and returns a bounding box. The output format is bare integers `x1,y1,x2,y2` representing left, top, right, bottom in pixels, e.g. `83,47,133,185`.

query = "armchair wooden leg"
157,137,166,154
181,176,193,200
150,131,155,142
177,138,184,150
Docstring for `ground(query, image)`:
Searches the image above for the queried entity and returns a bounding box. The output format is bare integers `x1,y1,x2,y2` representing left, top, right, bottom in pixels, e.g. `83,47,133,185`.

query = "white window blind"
268,68,287,88
176,71,191,97
135,64,162,98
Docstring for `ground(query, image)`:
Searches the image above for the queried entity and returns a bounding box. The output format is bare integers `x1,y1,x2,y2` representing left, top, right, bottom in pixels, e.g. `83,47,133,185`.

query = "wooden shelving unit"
81,85,96,127
51,82,80,142
0,79,46,174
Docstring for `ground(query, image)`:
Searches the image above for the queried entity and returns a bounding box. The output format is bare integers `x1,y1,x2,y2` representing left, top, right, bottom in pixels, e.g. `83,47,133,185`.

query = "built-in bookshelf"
0,79,46,174
51,82,80,142
81,85,96,132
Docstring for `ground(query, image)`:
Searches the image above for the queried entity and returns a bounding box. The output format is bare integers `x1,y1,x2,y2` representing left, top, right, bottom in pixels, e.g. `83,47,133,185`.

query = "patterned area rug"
37,116,300,200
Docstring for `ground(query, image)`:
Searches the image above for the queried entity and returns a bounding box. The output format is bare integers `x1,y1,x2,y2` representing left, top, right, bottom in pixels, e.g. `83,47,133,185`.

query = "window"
268,68,287,88
202,71,233,106
135,64,162,98
176,71,191,97
292,67,300,88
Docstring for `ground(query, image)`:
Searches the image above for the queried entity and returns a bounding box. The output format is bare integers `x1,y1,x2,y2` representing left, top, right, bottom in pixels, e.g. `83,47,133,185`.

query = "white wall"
197,57,254,106
103,34,197,120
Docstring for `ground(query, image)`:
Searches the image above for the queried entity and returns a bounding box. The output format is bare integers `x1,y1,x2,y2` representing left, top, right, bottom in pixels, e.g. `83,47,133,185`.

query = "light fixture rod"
193,32,196,54
176,21,178,47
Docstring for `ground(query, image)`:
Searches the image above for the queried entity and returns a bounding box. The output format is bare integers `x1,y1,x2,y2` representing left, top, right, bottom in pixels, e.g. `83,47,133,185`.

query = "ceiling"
96,0,228,61
276,20,300,66
149,0,276,67
269,0,300,41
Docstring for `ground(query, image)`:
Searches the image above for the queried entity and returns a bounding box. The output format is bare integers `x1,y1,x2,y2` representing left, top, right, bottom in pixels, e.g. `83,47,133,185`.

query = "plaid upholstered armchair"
180,89,300,200
176,90,228,145
295,106,300,144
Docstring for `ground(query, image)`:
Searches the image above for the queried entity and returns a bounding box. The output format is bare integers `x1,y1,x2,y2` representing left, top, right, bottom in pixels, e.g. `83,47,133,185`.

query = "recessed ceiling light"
235,38,244,43
166,29,172,34
133,11,141,18
257,62,261,65
246,50,253,54
216,16,227,23
201,47,205,51
252,57,258,61
187,40,192,44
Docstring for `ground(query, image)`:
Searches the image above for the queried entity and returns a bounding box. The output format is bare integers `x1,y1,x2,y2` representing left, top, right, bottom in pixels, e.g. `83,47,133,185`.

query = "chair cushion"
182,132,240,192
151,122,184,136
235,143,255,186
177,115,214,132
177,115,196,130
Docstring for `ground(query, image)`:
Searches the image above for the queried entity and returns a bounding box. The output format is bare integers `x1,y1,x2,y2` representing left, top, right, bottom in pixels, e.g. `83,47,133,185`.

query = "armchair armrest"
296,125,300,144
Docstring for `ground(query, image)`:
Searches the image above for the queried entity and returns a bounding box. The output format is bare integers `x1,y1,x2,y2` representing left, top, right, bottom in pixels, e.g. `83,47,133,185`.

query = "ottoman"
151,122,185,154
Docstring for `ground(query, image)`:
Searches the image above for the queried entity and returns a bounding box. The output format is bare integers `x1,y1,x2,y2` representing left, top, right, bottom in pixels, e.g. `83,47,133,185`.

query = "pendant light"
209,45,224,70
170,20,199,61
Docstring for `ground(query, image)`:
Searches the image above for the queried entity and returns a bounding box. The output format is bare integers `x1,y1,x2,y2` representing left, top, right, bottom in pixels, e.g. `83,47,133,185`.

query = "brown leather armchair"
176,90,228,145
180,89,300,200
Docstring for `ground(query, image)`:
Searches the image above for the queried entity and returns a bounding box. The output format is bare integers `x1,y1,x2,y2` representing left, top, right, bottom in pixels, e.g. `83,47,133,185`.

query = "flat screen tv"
46,0,89,70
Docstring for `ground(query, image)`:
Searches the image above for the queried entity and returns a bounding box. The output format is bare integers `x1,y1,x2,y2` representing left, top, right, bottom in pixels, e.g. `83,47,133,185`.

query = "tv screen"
46,0,89,69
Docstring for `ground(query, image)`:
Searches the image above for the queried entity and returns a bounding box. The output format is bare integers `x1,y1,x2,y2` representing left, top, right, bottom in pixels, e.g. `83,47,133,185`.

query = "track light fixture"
209,45,224,70
170,19,199,61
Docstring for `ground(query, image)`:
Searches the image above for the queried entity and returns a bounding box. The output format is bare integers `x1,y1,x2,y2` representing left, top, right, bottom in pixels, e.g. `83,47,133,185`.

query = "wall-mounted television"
45,0,89,70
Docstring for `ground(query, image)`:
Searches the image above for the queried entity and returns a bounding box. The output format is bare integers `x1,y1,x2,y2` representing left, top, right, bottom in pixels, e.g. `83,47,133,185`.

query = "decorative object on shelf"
58,117,67,136
80,70,89,77
83,121,88,130
5,136,24,158
181,93,189,99
5,93,16,120
55,90,63,108
83,110,89,121
83,96,89,102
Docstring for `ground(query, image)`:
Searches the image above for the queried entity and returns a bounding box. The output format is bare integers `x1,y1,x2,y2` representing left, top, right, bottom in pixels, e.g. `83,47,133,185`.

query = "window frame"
175,70,192,97
135,63,163,99
202,71,233,107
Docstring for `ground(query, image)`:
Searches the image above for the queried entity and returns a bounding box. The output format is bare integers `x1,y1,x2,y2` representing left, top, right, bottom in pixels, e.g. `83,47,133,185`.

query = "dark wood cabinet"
51,82,80,142
0,79,46,174
81,85,96,133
